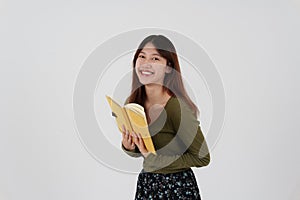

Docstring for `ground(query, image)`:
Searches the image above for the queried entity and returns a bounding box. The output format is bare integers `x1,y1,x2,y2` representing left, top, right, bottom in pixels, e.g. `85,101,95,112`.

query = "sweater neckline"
147,96,174,126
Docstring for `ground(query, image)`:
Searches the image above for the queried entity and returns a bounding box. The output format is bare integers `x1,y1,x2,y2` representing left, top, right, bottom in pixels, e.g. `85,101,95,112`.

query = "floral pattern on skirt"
134,168,201,200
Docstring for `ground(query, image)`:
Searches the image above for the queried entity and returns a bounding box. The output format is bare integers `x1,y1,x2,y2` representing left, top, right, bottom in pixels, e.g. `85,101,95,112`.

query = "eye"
152,57,160,61
138,55,145,58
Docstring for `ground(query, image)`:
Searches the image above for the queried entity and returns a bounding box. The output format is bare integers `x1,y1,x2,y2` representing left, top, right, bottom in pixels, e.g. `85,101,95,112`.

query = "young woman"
121,35,210,199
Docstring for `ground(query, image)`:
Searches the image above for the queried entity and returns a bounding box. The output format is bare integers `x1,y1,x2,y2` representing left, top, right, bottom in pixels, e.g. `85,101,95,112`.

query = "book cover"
105,95,156,154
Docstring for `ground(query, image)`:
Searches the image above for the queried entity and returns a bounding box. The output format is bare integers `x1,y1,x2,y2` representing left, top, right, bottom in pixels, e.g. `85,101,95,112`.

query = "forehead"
140,43,160,55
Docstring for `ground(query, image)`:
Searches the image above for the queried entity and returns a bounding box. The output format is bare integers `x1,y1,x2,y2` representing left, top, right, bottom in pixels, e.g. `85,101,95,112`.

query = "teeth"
141,71,154,75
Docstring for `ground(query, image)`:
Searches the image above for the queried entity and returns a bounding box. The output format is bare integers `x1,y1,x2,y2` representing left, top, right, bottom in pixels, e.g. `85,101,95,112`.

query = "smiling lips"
140,70,154,76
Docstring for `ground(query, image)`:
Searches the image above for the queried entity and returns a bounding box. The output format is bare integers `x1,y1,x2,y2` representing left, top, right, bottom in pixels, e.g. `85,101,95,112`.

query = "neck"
145,84,169,103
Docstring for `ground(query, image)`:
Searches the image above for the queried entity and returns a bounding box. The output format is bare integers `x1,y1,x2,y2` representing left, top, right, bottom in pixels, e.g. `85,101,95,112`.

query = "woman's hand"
132,131,150,158
121,124,135,151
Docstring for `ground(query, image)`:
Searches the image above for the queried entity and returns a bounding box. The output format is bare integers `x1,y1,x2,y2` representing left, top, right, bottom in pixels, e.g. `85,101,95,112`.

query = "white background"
1,0,300,199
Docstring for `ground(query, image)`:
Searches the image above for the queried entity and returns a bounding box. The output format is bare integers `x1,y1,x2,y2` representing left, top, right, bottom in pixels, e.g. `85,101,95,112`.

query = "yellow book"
105,95,156,155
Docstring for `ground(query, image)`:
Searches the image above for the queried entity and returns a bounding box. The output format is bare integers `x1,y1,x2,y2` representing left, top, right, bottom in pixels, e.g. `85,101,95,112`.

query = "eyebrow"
139,51,161,57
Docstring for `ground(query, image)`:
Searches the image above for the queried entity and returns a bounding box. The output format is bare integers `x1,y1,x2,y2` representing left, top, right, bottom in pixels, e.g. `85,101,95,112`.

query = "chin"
138,78,151,85
139,81,151,85
138,78,163,86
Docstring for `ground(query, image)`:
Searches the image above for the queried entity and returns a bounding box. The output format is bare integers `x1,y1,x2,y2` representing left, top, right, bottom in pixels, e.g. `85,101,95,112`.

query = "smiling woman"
135,43,172,86
119,35,210,200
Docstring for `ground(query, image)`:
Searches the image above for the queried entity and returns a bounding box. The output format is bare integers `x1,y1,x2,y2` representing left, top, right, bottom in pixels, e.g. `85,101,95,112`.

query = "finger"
128,135,132,144
125,129,130,141
123,125,128,136
134,135,139,145
131,142,135,148
137,133,147,150
137,133,142,144
132,131,137,139
132,132,138,145
122,124,125,133
137,133,142,139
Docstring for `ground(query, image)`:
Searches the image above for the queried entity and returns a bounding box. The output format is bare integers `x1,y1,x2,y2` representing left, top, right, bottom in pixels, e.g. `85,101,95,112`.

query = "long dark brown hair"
127,35,200,118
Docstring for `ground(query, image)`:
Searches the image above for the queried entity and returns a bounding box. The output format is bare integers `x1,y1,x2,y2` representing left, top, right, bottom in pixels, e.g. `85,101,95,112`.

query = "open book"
105,95,156,155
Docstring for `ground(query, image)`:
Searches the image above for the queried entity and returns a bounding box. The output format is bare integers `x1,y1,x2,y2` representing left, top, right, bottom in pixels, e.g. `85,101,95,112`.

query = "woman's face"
135,42,171,86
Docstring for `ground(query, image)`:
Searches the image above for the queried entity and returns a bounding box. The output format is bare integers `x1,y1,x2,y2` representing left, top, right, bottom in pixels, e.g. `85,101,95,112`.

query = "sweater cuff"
121,143,142,157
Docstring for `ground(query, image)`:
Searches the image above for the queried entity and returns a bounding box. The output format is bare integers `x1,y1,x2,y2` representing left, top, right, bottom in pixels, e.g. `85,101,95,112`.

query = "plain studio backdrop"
1,0,300,199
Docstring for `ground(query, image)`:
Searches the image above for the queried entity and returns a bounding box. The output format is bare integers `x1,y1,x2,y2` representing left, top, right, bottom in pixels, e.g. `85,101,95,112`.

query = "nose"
139,58,153,68
141,62,152,68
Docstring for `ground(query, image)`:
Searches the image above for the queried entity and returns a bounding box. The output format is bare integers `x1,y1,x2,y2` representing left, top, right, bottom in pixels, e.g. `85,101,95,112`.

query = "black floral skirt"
134,168,201,200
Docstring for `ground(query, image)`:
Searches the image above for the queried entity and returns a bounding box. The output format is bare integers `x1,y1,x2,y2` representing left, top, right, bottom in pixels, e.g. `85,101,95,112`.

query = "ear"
166,61,173,73
166,66,172,73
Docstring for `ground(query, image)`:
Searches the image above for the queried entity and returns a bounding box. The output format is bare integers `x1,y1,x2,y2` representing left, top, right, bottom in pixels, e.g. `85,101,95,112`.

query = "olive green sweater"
121,96,210,174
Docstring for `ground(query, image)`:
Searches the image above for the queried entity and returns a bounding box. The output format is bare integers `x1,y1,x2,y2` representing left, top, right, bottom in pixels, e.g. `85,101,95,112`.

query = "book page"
124,103,145,117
